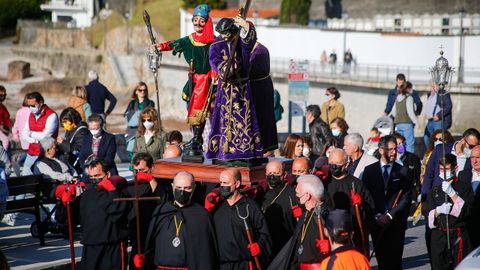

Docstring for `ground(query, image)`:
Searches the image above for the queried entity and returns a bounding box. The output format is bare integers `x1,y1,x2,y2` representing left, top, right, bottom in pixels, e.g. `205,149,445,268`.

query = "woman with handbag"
124,82,155,158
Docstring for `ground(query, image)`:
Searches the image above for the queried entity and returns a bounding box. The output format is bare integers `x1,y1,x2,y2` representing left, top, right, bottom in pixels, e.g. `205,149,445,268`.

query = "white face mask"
90,129,101,137
143,120,154,130
439,170,453,181
30,105,40,115
302,147,311,157
326,152,331,158
434,140,442,147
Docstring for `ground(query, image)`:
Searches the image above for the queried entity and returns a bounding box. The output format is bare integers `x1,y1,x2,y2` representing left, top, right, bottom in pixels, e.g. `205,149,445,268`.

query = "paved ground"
0,164,432,270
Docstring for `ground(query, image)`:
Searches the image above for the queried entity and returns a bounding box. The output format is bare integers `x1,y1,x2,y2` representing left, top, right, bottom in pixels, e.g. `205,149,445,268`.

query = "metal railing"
270,58,480,84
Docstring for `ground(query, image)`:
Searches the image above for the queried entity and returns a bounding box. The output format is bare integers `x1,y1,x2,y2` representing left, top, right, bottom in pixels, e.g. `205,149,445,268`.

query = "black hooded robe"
144,202,218,270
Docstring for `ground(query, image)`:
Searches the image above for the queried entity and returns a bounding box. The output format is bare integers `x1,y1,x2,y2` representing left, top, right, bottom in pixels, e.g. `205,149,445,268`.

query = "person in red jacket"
20,92,58,175
0,86,11,134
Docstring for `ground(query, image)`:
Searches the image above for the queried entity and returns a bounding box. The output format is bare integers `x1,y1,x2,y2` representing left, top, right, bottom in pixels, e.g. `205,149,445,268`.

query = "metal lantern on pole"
429,48,455,263
147,49,162,73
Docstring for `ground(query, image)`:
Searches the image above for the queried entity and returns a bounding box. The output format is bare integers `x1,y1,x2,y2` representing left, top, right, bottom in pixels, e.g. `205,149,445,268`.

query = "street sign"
288,59,310,116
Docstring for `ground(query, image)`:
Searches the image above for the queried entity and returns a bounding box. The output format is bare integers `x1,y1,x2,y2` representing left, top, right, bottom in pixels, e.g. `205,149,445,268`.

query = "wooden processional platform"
151,157,293,185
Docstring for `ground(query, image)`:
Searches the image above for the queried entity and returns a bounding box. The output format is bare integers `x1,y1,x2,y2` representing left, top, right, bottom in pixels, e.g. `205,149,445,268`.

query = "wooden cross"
114,174,161,270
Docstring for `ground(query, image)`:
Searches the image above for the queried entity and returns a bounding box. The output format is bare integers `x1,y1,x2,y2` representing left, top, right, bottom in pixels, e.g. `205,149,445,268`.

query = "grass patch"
130,0,182,41
86,0,182,48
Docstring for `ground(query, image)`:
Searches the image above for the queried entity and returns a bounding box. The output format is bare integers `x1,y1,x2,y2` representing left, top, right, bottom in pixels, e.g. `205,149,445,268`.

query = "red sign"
288,73,305,80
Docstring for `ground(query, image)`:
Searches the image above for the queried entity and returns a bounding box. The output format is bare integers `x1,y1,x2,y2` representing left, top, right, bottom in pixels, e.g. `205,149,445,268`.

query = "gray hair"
297,174,324,201
331,148,348,163
88,70,98,81
345,133,364,150
39,137,56,155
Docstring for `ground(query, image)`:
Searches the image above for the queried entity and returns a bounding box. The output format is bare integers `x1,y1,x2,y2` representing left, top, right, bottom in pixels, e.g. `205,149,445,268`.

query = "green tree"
280,0,311,25
0,0,45,36
182,0,226,10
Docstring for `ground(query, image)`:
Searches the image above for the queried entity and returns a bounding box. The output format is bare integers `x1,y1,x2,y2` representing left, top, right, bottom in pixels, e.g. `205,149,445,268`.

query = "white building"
40,0,95,28
327,13,480,35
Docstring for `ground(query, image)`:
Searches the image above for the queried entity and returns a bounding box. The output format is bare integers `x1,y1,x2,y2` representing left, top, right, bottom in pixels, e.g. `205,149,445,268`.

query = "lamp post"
125,11,131,54
429,48,454,263
342,10,348,73
458,7,466,83
99,5,111,52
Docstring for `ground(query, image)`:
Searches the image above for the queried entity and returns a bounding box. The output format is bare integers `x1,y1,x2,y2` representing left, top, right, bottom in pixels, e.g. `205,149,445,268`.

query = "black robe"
144,202,218,270
127,182,168,270
424,178,474,270
267,205,330,270
256,183,297,257
324,174,374,255
213,196,272,270
78,185,131,270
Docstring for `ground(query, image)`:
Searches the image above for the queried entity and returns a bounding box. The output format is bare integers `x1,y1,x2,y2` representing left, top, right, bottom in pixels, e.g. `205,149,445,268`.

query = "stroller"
363,116,394,156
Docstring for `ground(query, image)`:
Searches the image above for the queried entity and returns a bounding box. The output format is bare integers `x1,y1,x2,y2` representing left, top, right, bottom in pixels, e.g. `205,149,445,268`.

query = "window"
442,18,450,26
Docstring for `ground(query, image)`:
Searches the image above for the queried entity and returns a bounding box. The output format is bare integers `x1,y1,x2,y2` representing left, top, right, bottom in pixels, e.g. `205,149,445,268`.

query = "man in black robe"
325,149,374,256
127,153,168,270
143,171,218,270
75,160,130,270
212,168,272,269
256,160,298,257
267,174,330,269
424,154,474,269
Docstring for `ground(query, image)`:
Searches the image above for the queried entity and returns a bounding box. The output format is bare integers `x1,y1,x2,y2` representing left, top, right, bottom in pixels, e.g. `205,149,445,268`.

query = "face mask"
434,140,442,147
90,129,101,137
90,175,106,184
220,185,233,198
0,95,5,102
292,174,300,183
302,147,311,157
332,129,341,137
397,144,405,155
63,122,75,131
329,164,344,178
143,120,154,130
326,152,331,158
464,147,472,158
30,105,40,115
439,171,454,181
266,175,282,188
173,189,192,205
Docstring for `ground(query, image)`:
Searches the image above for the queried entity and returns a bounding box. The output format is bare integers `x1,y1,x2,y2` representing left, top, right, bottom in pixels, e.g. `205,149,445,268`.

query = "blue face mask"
29,105,40,115
434,140,442,147
464,147,472,158
332,129,341,137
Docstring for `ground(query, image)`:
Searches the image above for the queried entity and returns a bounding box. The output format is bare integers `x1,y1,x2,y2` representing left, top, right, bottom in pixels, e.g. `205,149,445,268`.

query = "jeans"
21,154,38,176
395,123,415,153
423,119,443,148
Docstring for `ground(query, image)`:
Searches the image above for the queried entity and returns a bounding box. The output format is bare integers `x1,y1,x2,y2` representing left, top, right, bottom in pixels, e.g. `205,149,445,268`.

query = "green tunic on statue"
167,35,213,104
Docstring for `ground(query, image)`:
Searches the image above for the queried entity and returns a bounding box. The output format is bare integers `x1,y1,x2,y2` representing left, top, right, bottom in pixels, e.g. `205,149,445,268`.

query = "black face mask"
329,164,345,178
220,186,233,198
0,95,5,102
292,174,300,183
174,189,192,205
267,175,283,188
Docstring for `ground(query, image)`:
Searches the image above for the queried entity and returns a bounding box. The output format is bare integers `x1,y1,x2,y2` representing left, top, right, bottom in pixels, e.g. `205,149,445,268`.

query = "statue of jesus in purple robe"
206,18,263,160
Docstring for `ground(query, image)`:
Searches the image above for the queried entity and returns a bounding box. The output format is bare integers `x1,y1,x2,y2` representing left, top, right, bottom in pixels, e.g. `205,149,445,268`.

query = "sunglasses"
433,138,443,142
137,89,146,92
142,119,152,122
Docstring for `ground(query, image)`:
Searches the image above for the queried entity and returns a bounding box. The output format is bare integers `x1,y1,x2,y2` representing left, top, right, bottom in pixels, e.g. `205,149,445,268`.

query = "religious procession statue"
206,17,264,162
152,4,215,161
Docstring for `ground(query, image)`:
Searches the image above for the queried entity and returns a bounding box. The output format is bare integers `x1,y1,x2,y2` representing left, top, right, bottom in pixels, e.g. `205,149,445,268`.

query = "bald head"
266,160,283,176
471,145,480,172
163,144,182,158
292,157,310,175
220,168,242,185
328,149,347,166
173,171,195,190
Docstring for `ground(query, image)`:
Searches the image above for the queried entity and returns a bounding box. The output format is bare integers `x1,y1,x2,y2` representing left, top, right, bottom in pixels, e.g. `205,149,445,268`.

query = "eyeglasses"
142,119,152,122
382,147,397,152
464,140,478,149
434,137,443,142
137,89,146,92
